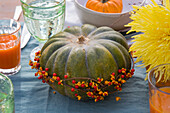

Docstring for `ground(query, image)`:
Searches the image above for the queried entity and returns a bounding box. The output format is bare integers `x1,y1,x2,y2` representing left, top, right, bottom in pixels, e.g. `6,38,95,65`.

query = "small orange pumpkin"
86,0,123,13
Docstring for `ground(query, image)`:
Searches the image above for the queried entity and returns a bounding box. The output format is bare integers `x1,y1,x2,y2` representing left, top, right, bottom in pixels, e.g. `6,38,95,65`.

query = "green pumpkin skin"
40,24,131,100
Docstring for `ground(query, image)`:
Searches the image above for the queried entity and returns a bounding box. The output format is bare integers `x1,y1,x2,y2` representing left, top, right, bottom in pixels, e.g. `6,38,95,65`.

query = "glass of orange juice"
148,64,170,113
0,19,21,75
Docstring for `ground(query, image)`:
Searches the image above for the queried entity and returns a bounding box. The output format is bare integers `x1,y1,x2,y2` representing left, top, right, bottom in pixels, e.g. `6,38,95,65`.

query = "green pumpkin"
40,24,132,100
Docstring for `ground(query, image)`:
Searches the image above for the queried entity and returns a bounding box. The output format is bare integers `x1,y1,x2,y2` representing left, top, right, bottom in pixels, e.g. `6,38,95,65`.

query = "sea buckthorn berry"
81,84,85,88
71,88,75,92
121,75,125,78
112,73,115,76
75,93,78,97
35,73,38,76
118,83,121,86
64,75,68,79
89,82,92,86
56,77,60,81
36,63,40,68
97,96,100,100
112,80,115,84
108,82,112,86
131,69,135,72
116,86,119,90
95,99,98,102
103,92,108,96
45,68,49,71
88,92,92,96
39,75,43,79
58,82,61,85
118,69,122,73
42,71,45,74
38,75,43,79
72,80,76,84
35,51,40,55
42,80,45,83
75,85,79,89
53,73,57,76
53,91,56,94
121,68,126,73
36,58,40,62
98,78,101,82
93,86,97,90
118,87,122,91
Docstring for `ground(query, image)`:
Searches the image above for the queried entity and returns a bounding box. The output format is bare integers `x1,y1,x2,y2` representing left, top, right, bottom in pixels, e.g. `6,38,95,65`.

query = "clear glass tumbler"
148,64,170,113
0,19,21,75
20,0,65,60
0,73,15,113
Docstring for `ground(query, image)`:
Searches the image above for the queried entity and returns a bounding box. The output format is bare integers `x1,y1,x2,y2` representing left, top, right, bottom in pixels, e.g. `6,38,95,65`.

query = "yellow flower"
39,67,43,71
97,77,103,83
45,72,48,76
76,82,81,86
116,97,121,101
50,79,54,83
98,91,103,95
77,96,81,100
121,80,126,84
103,92,108,96
111,76,115,80
100,96,104,100
52,76,57,80
104,81,109,85
118,78,121,82
126,0,170,82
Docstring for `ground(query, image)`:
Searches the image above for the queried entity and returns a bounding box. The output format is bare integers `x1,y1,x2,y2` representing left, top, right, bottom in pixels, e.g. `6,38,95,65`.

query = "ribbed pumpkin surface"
40,24,131,100
86,0,123,13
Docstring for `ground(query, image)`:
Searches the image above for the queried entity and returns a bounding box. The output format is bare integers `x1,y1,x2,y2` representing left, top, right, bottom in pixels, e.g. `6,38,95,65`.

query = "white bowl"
74,0,146,31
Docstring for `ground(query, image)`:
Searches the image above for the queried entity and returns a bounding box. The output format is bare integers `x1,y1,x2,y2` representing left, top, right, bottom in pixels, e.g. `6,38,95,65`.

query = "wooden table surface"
0,0,24,21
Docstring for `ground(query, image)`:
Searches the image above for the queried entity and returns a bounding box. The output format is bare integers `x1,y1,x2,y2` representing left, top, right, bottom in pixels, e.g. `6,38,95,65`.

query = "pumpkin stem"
101,0,107,3
77,35,86,44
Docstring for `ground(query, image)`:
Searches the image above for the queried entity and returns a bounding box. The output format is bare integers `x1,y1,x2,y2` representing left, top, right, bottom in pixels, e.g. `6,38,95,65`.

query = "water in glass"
23,0,65,43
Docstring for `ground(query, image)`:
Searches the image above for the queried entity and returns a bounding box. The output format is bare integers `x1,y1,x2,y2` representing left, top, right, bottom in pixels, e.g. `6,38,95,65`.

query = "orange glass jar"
0,19,21,75
148,64,170,113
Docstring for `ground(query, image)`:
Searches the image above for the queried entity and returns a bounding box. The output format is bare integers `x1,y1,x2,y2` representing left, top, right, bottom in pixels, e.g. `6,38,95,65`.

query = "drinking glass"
0,19,21,76
20,0,65,60
0,73,15,113
148,64,170,113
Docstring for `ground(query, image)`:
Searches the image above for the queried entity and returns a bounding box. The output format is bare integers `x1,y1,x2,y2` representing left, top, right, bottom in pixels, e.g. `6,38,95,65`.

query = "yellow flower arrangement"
126,0,170,82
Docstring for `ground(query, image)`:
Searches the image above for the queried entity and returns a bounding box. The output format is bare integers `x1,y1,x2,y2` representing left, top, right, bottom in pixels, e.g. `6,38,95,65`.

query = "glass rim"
20,0,65,9
148,63,170,95
0,73,14,104
0,18,21,37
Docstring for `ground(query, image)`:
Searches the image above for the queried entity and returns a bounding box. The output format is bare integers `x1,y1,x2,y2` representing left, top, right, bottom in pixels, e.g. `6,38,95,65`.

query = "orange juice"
0,34,20,69
149,87,170,113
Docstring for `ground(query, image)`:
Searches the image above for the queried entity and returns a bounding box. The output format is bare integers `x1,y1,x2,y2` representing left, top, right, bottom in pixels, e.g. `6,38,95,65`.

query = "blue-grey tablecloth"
8,0,149,113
